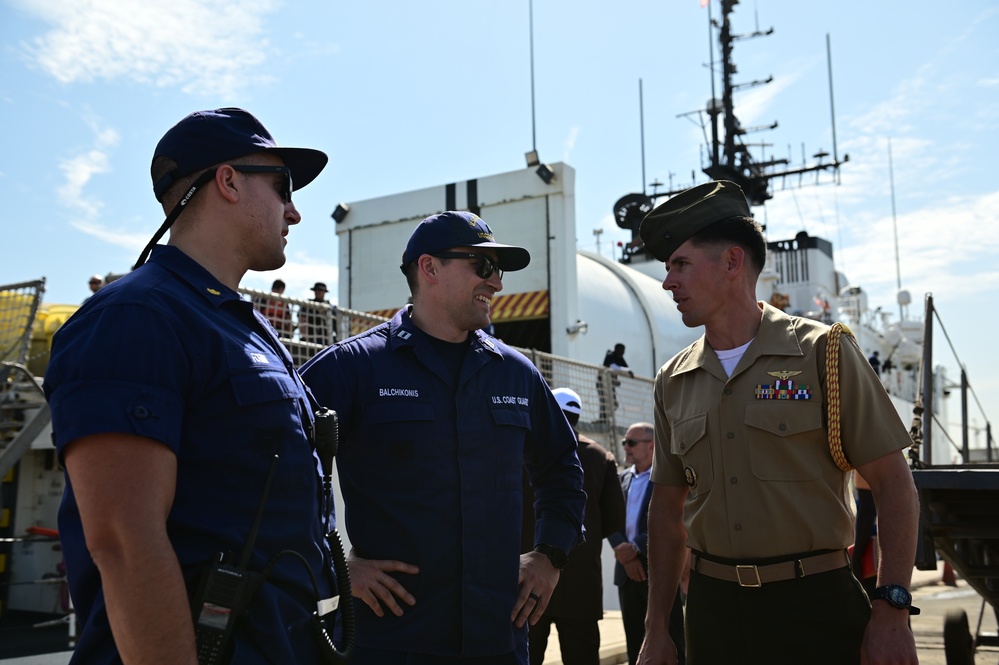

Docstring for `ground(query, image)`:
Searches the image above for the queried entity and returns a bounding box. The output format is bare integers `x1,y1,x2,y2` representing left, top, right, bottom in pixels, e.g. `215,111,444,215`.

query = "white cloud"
53,113,151,252
562,125,581,163
57,116,119,227
735,66,804,127
69,218,149,252
18,0,278,97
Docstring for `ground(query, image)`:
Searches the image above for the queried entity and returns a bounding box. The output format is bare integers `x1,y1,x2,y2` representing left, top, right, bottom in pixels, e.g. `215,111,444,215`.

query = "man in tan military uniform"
635,180,919,665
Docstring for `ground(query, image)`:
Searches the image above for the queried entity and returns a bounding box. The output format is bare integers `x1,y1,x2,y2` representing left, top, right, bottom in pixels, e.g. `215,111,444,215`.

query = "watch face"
888,586,910,606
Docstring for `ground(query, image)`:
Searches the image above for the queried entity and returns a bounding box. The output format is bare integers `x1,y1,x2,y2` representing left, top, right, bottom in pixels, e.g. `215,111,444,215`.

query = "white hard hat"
552,387,582,415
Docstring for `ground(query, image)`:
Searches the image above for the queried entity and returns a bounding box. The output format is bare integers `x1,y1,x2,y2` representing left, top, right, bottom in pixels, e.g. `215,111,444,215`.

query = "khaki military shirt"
651,302,912,559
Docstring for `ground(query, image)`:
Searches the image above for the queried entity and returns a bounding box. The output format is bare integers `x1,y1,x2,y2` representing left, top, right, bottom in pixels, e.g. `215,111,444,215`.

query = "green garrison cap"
639,180,751,262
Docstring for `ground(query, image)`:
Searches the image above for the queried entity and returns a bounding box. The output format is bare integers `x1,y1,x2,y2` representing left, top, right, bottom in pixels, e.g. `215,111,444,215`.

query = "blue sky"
2,0,997,448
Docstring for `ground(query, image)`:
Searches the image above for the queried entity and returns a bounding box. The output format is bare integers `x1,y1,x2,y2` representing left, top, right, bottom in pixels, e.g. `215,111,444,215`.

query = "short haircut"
688,216,766,276
402,254,453,297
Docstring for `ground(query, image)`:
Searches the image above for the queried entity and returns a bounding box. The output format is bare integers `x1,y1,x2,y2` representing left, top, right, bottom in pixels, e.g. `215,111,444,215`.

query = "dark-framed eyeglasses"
232,165,293,203
432,251,503,280
622,438,652,448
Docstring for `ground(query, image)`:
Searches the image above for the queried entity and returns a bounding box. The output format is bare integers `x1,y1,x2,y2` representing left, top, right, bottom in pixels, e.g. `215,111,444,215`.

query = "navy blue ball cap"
151,107,328,202
639,180,751,262
402,211,531,272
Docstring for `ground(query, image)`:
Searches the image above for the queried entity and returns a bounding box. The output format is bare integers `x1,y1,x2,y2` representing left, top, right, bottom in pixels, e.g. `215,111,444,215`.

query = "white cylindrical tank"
571,251,701,378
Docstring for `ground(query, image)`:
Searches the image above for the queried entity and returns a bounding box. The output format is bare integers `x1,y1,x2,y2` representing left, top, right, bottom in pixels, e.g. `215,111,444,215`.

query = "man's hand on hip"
512,551,561,628
347,549,419,618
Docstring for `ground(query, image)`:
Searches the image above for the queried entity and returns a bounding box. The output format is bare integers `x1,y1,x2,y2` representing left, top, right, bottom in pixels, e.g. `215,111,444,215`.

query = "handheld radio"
190,455,277,665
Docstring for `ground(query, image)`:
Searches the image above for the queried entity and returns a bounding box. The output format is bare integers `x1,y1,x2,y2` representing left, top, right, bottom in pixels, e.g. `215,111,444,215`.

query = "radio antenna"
639,79,647,195
238,454,279,570
528,0,537,152
826,33,841,183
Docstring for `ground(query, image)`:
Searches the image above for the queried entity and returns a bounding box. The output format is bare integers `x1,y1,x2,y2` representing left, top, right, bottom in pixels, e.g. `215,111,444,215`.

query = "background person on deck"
609,422,688,665
301,280,333,344
523,387,625,665
256,277,294,336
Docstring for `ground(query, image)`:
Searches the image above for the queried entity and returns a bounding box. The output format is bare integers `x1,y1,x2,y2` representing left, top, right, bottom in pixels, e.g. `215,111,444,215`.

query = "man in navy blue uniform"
44,108,337,664
300,210,586,664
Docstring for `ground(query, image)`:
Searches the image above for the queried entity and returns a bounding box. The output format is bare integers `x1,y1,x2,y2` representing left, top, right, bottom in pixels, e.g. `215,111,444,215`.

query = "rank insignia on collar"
206,287,221,296
684,466,697,489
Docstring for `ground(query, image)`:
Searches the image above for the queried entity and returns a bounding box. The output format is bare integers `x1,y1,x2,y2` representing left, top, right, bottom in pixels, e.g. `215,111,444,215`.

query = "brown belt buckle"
736,565,762,588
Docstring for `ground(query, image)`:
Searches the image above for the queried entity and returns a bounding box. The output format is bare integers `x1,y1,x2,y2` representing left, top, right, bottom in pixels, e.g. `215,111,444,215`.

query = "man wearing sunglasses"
301,210,586,665
609,424,687,665
44,108,339,664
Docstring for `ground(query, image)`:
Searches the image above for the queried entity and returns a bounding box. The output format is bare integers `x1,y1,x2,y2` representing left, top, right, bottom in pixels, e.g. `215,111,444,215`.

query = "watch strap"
534,543,568,569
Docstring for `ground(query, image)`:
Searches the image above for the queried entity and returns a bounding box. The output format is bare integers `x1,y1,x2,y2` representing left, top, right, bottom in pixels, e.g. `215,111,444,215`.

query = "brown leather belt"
692,550,850,588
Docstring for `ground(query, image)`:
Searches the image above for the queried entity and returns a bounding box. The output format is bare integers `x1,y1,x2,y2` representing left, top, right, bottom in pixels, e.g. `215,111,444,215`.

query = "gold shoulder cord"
826,322,855,472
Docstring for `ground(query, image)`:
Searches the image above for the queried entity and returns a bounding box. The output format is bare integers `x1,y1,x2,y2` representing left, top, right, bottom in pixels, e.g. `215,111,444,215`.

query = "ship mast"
614,0,849,254
701,0,847,205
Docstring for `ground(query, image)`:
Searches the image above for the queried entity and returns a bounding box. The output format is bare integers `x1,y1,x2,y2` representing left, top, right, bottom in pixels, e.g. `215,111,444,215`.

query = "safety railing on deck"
1,279,50,476
0,280,45,369
911,293,995,466
239,287,655,461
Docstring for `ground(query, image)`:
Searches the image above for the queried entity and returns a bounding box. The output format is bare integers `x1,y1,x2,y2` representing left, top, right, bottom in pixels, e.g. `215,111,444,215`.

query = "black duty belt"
692,549,850,588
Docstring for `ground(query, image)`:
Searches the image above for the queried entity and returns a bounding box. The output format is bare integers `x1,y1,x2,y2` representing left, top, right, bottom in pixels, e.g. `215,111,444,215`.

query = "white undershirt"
714,339,754,377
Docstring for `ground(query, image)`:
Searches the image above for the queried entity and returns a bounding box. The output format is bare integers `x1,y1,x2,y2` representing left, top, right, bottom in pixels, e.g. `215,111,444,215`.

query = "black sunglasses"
622,438,652,448
232,165,293,203
134,164,295,270
433,252,503,280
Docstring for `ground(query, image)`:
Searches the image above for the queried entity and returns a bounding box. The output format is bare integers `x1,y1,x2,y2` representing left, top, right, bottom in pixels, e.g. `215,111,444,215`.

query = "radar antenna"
614,0,849,263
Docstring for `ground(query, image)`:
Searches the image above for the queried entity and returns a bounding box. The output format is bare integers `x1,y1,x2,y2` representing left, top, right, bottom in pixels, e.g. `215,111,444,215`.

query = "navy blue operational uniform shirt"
300,306,585,659
45,245,335,664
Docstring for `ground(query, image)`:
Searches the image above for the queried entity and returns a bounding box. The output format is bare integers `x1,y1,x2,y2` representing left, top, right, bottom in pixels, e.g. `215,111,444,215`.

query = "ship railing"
238,287,655,460
0,279,50,476
512,349,655,463
912,294,994,466
0,279,46,375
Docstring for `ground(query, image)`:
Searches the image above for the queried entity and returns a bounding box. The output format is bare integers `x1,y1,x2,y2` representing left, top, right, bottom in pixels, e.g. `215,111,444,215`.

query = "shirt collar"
671,301,804,379
629,464,651,479
389,305,502,358
148,245,241,308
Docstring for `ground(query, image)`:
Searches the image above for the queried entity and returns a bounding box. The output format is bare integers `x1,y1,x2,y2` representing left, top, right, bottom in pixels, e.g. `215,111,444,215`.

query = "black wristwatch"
534,543,568,570
872,584,921,615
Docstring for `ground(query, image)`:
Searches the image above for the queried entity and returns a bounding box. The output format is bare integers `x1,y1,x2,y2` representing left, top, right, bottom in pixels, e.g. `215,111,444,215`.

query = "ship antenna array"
663,0,849,206
528,0,537,152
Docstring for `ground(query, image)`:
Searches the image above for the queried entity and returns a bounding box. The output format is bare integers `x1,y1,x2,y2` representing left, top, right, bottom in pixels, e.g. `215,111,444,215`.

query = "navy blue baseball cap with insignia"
639,180,751,262
151,107,328,202
401,211,531,272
